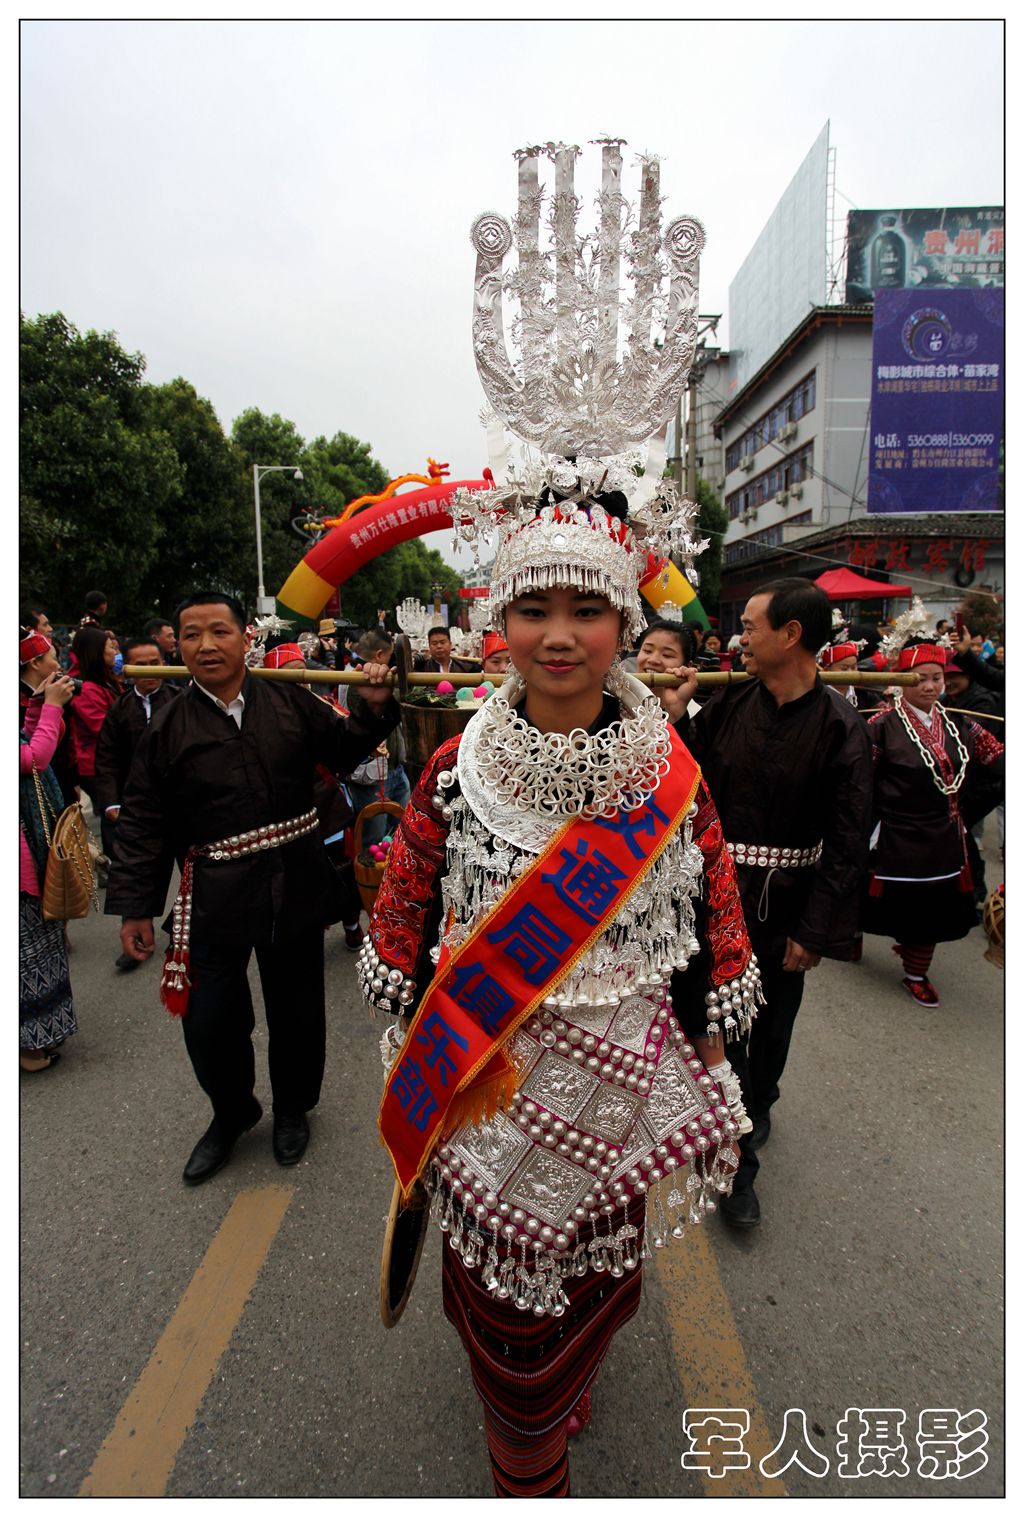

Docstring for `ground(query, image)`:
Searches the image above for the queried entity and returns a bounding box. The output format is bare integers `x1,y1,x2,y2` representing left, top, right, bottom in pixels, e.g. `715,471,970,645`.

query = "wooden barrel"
400,700,480,791
352,800,408,916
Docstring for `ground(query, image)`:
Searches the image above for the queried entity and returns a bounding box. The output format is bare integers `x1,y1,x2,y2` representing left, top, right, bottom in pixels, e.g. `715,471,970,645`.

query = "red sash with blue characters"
379,730,701,1197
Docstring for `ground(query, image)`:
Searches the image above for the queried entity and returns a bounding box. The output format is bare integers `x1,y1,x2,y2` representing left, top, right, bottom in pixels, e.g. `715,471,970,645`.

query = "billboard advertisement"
846,208,1003,304
867,288,1003,515
727,123,829,395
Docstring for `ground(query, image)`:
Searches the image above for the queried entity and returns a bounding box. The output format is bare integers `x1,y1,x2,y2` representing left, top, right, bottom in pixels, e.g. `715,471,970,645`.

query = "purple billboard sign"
868,288,1003,515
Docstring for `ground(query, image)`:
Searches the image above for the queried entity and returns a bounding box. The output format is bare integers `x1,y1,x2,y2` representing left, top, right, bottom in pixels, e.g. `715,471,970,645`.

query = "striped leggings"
484,1410,570,1498
897,943,935,977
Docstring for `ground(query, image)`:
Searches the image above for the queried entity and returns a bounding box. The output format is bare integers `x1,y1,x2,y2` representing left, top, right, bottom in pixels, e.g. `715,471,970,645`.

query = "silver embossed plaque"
451,1113,532,1191
642,1049,707,1142
609,1113,658,1182
507,1148,591,1227
521,1050,599,1122
578,1085,644,1144
506,1026,543,1079
565,1002,615,1039
608,995,658,1054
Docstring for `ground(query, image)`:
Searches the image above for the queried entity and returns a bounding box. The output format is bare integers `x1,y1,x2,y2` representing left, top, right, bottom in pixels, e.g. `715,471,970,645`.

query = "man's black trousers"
727,959,807,1192
181,927,327,1133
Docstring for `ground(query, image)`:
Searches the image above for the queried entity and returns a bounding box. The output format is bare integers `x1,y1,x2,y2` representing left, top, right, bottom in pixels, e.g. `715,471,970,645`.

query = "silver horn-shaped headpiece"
469,138,705,457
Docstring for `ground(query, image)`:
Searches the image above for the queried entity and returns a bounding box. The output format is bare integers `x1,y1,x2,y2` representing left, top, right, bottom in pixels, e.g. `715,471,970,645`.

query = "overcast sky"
20,16,1004,571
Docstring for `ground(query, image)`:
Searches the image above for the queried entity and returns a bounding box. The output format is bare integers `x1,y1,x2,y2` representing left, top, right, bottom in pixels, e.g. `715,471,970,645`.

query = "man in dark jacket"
106,593,400,1185
413,625,480,675
943,659,1004,902
674,578,873,1229
94,637,179,969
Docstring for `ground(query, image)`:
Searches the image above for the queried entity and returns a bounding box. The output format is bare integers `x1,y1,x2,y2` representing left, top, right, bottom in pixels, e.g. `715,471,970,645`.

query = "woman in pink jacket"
68,625,121,808
20,648,78,1072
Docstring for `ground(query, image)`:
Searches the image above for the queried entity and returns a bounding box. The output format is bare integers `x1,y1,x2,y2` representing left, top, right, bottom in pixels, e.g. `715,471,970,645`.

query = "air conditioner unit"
790,483,804,499
715,476,727,490
740,510,750,524
739,453,754,471
779,421,797,442
775,489,788,505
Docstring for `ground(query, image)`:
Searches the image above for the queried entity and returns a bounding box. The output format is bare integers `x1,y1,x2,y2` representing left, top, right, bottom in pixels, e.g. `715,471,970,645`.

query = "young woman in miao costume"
360,138,763,1498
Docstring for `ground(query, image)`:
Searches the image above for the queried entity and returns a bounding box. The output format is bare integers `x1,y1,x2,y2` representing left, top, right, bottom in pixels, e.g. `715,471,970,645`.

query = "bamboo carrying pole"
123,665,922,689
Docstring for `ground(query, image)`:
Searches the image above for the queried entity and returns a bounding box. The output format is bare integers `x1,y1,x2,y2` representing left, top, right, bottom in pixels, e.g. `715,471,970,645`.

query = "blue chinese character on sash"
448,962,515,1037
594,797,670,860
542,839,628,925
391,1057,438,1131
485,903,571,985
415,1010,470,1088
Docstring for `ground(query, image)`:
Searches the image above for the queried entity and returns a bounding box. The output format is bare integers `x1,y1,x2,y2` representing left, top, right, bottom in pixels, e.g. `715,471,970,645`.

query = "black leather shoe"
114,952,141,972
719,1187,761,1229
273,1114,310,1166
748,1116,771,1151
182,1105,262,1186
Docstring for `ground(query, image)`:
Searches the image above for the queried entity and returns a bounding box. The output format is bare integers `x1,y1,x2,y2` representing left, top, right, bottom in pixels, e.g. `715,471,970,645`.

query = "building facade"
708,306,1003,636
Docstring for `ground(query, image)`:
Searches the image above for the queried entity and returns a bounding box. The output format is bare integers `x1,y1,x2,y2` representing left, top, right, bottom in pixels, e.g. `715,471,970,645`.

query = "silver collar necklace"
457,663,674,855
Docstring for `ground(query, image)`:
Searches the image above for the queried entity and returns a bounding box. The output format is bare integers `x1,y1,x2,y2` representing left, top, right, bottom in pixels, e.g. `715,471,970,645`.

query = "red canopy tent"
814,567,913,602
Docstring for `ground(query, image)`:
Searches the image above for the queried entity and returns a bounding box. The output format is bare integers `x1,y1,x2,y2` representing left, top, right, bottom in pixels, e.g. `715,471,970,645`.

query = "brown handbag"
32,767,98,921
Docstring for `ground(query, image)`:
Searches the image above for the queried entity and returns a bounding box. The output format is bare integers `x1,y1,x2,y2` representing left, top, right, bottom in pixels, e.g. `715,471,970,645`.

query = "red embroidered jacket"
368,734,756,1047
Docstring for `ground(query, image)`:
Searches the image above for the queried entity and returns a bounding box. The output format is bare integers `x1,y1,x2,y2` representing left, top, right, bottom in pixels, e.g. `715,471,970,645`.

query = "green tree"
692,476,727,612
140,378,252,612
20,312,182,626
231,412,394,606
230,408,312,605
303,431,390,514
231,413,439,620
955,589,1003,641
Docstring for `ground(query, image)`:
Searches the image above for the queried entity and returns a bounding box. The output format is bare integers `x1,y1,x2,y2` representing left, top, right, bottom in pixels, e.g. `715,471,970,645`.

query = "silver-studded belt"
727,841,823,869
162,808,321,1016
196,808,319,861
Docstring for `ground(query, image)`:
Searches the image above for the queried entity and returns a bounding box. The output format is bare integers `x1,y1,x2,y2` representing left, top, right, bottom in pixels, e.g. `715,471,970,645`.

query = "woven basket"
982,887,1004,969
353,800,407,916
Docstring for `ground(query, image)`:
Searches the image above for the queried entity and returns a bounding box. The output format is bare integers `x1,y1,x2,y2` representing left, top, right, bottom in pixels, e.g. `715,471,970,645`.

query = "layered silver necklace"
457,662,673,852
435,665,703,987
894,692,970,797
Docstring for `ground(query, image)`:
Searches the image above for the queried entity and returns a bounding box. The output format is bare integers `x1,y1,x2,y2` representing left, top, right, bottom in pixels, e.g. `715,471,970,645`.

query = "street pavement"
20,824,1004,1498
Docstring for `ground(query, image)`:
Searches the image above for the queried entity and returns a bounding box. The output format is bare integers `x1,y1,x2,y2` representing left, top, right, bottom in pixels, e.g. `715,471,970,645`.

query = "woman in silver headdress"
362,134,762,1497
362,495,762,1496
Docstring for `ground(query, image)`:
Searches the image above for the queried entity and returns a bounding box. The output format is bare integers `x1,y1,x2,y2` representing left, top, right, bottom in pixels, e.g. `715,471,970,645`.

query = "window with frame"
723,511,812,566
725,443,813,519
725,372,817,473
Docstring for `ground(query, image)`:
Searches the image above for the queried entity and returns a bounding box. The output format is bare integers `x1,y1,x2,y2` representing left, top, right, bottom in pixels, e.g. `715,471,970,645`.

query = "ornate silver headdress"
879,596,949,664
395,597,485,660
451,139,709,638
245,612,295,668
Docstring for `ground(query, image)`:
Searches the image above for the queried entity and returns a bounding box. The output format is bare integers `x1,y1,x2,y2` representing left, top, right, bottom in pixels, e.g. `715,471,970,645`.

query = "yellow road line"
654,1218,785,1497
79,1186,293,1498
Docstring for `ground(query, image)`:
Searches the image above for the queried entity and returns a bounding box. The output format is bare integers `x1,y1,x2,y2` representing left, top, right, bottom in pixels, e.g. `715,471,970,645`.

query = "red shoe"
566,1388,592,1438
344,924,365,951
902,976,940,1007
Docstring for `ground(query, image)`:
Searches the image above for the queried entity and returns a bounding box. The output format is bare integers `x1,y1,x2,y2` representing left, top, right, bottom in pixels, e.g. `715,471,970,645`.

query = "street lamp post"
252,463,303,615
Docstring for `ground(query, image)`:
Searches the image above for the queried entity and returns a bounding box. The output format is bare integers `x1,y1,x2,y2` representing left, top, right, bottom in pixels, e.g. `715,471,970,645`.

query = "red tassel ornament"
161,851,196,1017
160,948,193,1017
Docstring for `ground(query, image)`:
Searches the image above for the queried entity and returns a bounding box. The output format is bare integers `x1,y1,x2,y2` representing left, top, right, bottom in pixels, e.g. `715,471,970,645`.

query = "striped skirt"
441,1195,646,1496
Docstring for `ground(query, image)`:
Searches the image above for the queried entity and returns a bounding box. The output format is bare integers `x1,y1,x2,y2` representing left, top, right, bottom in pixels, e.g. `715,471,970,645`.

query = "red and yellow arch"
275,471,709,630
